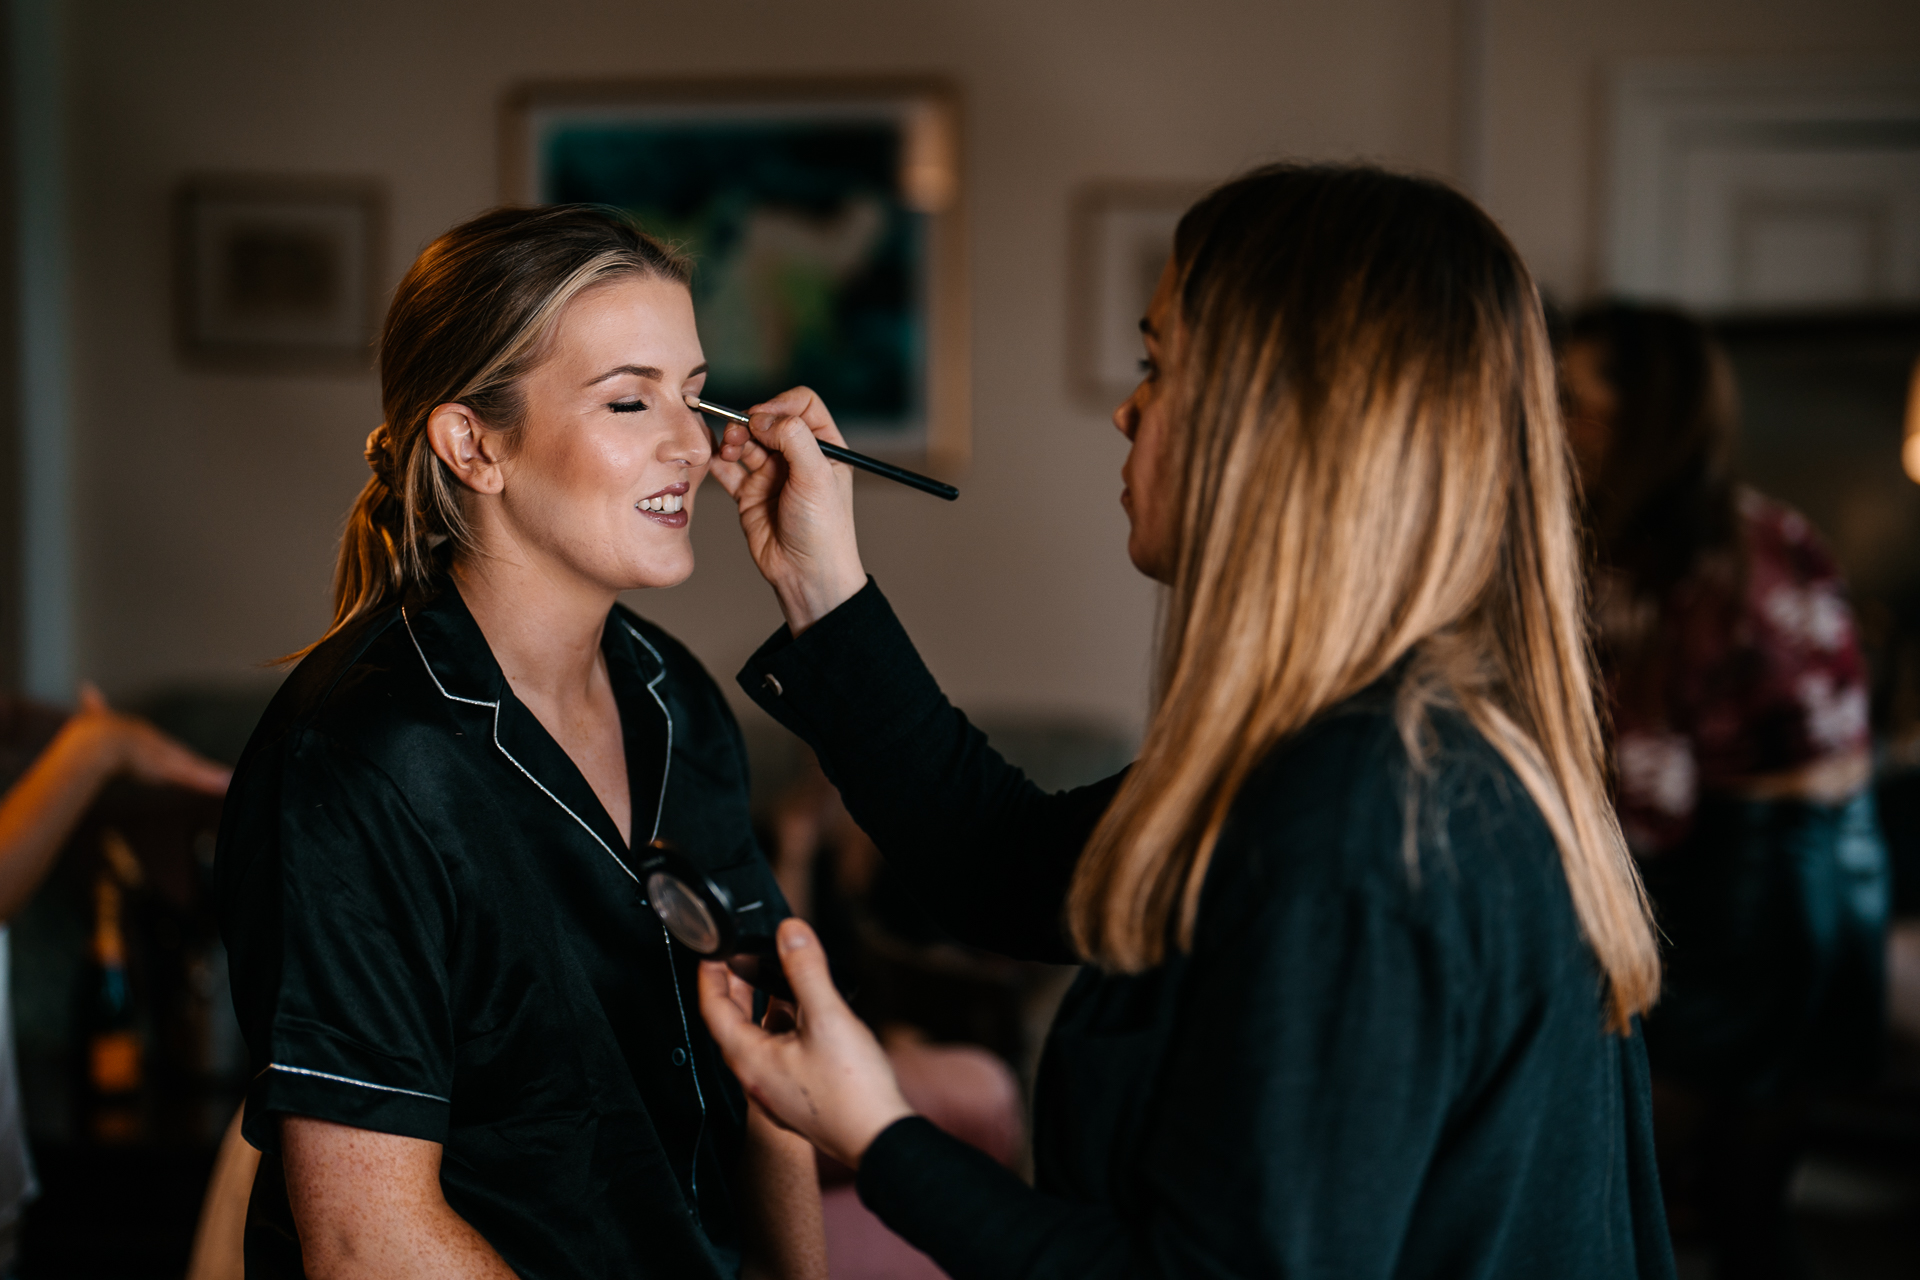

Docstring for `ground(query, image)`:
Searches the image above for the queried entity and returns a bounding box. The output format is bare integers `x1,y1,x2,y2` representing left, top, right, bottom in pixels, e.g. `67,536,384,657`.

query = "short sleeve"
231,730,455,1151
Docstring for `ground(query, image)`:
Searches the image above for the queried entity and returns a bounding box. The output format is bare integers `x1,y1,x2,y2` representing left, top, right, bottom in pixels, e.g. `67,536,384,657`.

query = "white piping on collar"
401,606,642,884
401,611,494,709
489,700,637,883
622,620,673,845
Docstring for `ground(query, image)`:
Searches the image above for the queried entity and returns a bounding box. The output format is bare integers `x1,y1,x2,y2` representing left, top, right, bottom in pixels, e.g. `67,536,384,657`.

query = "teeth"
640,494,684,514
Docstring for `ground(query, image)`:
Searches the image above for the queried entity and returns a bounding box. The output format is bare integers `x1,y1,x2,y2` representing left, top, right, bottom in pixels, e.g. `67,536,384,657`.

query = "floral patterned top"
1603,489,1870,855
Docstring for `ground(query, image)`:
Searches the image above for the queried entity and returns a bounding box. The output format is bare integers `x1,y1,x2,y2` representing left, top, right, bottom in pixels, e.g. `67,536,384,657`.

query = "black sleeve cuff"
855,1116,1051,1279
858,1116,1137,1280
737,578,948,762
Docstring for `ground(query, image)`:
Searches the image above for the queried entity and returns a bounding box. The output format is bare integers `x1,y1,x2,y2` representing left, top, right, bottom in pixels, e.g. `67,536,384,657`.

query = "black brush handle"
692,398,959,500
816,440,959,500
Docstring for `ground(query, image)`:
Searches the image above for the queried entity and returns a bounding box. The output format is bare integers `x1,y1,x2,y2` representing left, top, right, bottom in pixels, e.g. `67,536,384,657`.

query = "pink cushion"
822,1184,949,1280
819,1040,1024,1278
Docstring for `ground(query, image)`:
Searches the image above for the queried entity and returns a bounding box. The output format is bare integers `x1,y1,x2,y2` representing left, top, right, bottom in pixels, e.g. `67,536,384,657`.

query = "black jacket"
742,581,1677,1280
218,578,787,1279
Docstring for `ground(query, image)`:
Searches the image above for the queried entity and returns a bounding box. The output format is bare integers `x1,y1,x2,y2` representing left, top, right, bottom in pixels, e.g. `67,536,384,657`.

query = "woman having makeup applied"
699,165,1678,1278
216,206,823,1280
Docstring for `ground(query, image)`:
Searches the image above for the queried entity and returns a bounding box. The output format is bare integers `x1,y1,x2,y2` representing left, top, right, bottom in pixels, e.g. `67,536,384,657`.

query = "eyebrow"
1139,318,1157,339
583,361,708,388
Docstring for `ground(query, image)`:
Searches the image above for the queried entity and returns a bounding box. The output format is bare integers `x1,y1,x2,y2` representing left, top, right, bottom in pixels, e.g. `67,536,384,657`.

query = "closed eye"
609,399,648,414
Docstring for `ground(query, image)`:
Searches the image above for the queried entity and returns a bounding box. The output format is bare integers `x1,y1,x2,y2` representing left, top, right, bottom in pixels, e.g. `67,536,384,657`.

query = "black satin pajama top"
216,577,786,1279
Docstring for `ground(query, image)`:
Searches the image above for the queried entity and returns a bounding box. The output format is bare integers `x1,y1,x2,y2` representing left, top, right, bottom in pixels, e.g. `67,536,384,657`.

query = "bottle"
83,871,142,1100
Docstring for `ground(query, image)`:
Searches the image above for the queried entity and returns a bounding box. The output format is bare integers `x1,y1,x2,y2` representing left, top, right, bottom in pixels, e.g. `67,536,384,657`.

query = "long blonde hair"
1067,165,1660,1031
289,205,689,661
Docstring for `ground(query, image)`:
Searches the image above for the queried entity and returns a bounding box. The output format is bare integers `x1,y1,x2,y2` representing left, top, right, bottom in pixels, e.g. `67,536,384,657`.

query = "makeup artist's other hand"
698,919,912,1170
707,387,866,635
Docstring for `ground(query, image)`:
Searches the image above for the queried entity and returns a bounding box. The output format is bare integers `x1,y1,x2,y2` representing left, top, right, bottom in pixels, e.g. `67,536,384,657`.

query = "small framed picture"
1069,182,1207,405
175,174,385,371
502,77,968,469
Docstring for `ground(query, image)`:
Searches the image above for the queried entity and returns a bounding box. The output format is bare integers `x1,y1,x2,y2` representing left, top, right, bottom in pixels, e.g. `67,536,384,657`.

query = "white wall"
57,0,1920,740
1479,0,1920,301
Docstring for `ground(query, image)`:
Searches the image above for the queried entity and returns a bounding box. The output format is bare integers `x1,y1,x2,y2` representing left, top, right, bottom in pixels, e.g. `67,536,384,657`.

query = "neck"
451,543,616,706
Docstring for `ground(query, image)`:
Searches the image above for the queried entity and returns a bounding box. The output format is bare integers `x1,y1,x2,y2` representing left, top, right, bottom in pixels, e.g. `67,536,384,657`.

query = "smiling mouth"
637,482,688,516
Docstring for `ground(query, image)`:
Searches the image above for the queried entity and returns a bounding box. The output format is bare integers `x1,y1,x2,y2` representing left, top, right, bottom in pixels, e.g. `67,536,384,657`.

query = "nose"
1113,393,1140,442
663,398,714,468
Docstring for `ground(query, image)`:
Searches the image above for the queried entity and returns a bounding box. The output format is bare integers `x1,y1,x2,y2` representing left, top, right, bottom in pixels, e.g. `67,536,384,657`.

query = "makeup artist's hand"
707,387,866,635
698,919,914,1170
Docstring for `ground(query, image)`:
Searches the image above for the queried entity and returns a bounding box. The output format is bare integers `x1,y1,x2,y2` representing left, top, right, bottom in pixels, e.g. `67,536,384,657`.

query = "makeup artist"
700,165,1678,1279
216,206,822,1280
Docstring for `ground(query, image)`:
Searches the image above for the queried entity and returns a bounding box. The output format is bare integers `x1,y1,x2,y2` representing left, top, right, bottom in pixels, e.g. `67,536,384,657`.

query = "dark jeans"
1642,790,1889,1100
1641,789,1890,1280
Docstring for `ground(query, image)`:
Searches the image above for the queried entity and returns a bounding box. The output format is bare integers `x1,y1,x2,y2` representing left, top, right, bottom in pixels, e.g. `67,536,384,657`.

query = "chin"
623,559,695,592
1130,553,1176,586
600,541,696,593
1126,534,1169,584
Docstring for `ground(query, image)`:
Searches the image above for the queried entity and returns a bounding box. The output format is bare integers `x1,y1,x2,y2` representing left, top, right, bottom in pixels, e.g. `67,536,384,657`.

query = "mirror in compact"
641,843,796,1001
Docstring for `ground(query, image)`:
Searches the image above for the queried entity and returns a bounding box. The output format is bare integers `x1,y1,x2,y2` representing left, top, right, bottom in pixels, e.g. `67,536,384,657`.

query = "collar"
397,577,672,882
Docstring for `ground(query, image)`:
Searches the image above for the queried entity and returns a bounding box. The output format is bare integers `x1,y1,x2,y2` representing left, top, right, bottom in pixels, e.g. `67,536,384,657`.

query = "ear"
425,403,506,495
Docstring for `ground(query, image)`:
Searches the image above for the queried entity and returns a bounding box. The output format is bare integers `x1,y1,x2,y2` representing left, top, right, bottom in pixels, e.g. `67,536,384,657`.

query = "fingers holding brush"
706,420,768,500
747,412,865,633
749,386,852,453
715,420,758,465
691,393,827,501
748,413,846,516
693,387,866,634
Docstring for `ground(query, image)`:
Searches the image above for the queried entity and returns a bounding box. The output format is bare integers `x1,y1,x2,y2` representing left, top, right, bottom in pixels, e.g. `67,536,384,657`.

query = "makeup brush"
687,397,960,501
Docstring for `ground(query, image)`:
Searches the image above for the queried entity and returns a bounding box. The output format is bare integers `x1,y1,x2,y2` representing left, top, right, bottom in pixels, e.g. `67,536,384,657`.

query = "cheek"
1130,416,1170,510
525,423,648,501
1131,437,1157,491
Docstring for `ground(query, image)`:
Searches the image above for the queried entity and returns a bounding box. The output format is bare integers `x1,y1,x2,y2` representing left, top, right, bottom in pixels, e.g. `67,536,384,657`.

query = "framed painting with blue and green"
502,78,968,472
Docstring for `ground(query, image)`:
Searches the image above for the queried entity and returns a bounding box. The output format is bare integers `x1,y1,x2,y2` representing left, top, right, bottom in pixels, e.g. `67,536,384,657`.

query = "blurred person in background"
0,687,229,1275
1560,302,1890,1280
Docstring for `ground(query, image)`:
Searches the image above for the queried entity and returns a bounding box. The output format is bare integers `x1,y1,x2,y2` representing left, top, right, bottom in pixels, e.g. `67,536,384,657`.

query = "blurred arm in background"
0,683,230,923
